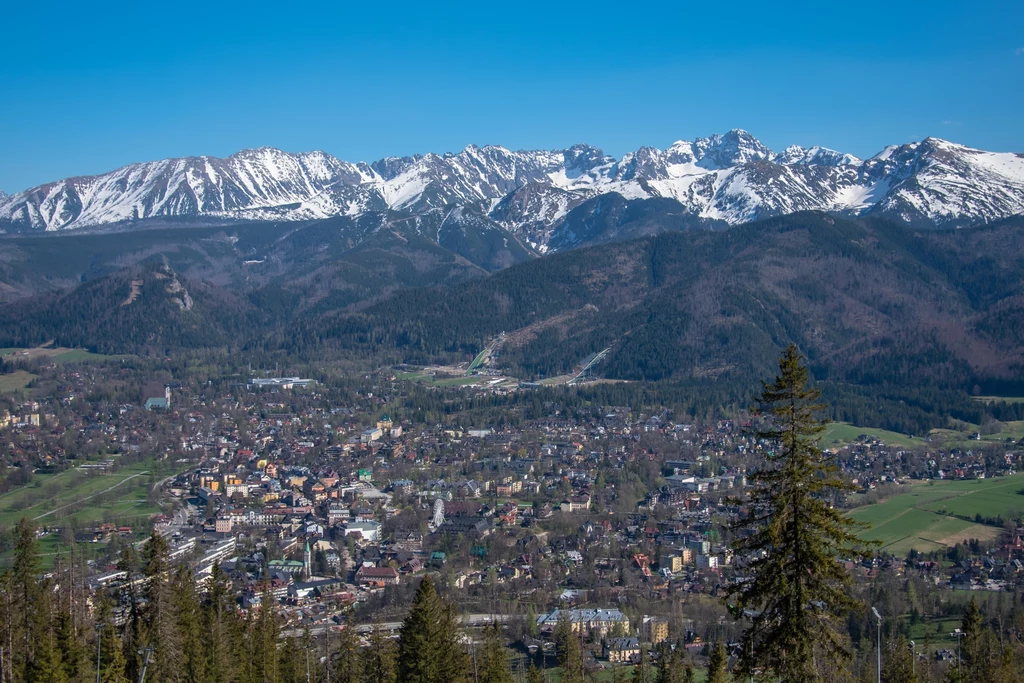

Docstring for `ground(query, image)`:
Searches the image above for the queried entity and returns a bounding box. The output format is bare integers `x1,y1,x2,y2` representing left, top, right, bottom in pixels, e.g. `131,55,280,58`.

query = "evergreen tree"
654,644,682,683
728,346,869,682
553,613,585,683
333,624,362,683
478,622,513,683
360,623,396,683
202,562,236,683
881,636,916,683
54,601,84,683
526,662,545,683
97,597,129,683
12,518,40,680
396,575,469,683
961,597,985,680
251,583,281,683
706,640,728,683
631,645,652,683
140,531,181,682
172,564,207,683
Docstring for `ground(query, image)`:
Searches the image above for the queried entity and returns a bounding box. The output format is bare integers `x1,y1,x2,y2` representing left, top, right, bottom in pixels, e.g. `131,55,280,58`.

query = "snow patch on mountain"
2,131,1022,249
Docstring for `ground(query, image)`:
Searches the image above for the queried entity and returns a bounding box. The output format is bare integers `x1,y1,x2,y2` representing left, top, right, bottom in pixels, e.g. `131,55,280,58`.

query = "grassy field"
394,370,493,387
849,474,1024,556
823,422,924,448
824,419,1024,449
1,346,121,364
0,371,37,394
0,461,165,529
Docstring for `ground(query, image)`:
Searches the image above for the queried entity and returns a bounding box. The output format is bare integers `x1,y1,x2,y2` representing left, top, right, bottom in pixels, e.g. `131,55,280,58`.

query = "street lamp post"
872,607,882,683
908,640,915,678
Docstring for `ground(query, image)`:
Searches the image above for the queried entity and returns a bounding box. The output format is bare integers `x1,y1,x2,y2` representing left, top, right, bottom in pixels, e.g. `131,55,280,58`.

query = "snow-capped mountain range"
2,130,1023,251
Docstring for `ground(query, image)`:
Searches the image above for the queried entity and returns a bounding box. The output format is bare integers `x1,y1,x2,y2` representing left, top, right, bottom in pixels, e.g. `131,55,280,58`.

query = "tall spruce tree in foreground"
397,574,469,683
728,345,869,682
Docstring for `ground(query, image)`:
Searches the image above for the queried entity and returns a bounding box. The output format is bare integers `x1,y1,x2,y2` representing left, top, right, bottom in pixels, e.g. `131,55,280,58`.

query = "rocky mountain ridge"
3,131,1023,252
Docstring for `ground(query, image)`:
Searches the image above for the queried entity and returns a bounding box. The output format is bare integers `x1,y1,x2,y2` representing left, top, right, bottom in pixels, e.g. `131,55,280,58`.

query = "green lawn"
0,371,37,394
824,419,1024,450
822,423,923,448
0,461,166,529
849,474,1024,555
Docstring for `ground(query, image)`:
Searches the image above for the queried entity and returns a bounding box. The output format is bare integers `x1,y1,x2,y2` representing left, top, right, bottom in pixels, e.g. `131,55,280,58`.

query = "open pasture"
849,474,1024,556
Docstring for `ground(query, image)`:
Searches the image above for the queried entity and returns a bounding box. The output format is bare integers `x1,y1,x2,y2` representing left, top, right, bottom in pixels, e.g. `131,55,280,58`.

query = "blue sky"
1,0,1022,192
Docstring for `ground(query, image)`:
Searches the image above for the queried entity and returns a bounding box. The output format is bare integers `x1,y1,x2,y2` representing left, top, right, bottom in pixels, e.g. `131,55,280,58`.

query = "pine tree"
961,597,985,680
251,583,281,683
526,662,545,683
632,645,653,683
97,597,129,683
654,643,681,683
706,640,728,683
0,569,15,683
172,564,207,683
881,636,916,683
333,625,362,683
140,531,182,683
728,345,869,682
360,623,396,683
397,575,469,683
54,600,84,683
553,613,585,683
203,562,236,683
478,622,513,683
12,518,40,680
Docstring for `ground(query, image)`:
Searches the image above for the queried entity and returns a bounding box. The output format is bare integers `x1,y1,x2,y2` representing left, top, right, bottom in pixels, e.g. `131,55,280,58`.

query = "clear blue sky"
1,0,1022,192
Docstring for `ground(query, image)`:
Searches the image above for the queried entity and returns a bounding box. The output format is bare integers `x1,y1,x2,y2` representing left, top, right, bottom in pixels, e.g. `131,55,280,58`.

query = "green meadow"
849,474,1024,556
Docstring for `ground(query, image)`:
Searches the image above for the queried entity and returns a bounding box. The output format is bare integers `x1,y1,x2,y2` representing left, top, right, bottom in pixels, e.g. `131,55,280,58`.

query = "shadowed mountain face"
3,132,1022,254
280,213,1024,394
2,212,1024,435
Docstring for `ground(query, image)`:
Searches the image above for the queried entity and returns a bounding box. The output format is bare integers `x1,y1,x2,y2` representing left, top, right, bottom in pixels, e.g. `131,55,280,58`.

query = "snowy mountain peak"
692,129,773,168
1,132,1022,245
776,145,861,167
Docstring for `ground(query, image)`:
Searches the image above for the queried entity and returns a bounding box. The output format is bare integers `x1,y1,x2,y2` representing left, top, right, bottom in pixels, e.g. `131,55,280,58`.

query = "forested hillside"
3,212,1024,432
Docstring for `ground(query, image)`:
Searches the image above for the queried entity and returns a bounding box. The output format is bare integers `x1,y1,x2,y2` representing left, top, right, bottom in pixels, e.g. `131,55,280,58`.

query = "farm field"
849,474,1024,556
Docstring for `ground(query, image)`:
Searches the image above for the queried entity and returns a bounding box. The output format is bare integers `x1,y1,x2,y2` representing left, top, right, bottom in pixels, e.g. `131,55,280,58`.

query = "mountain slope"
3,132,1022,251
296,212,1024,394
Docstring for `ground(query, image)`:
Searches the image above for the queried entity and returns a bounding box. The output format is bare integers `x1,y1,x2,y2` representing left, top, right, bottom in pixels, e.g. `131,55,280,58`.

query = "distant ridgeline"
2,212,1024,433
